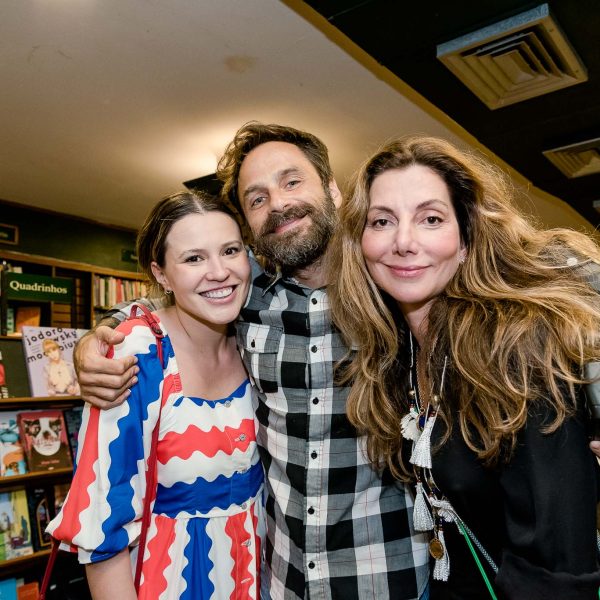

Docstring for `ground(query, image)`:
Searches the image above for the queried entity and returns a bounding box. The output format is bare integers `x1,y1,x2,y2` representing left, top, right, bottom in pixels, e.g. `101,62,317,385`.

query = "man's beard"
253,191,337,273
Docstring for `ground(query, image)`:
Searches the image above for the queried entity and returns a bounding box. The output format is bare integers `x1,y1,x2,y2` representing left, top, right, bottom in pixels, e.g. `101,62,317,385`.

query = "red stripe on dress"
252,503,261,599
138,515,175,600
225,512,255,600
158,418,256,464
51,408,100,542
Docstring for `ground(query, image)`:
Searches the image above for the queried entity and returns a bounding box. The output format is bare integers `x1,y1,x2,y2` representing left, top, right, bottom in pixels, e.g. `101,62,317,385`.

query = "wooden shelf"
0,395,81,405
0,467,73,487
0,548,51,569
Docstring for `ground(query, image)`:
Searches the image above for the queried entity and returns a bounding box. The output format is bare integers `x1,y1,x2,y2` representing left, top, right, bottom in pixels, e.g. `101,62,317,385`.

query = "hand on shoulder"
75,325,139,409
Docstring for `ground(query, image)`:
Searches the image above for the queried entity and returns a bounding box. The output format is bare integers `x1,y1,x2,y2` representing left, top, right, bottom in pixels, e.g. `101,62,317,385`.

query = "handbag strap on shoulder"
129,303,165,368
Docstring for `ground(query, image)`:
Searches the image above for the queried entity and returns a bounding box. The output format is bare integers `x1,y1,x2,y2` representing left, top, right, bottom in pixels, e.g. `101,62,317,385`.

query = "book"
5,308,15,336
53,482,70,513
15,307,41,334
0,351,8,399
0,412,27,477
0,489,33,561
16,582,38,600
17,410,73,472
64,406,84,462
20,326,87,397
0,339,30,398
26,487,52,552
0,579,17,600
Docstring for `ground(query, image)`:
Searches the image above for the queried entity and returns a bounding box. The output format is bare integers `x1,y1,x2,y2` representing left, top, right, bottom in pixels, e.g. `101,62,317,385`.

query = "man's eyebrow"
242,183,265,201
241,167,303,201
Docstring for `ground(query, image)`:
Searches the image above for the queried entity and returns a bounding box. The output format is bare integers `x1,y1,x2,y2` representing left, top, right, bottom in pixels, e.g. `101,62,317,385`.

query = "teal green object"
4,272,72,302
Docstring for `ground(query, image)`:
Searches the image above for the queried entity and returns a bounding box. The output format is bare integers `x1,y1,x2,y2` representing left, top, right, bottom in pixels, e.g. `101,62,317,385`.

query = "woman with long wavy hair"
328,135,600,599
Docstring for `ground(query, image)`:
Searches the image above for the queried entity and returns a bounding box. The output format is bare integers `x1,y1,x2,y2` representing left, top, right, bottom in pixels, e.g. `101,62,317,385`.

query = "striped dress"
47,314,265,599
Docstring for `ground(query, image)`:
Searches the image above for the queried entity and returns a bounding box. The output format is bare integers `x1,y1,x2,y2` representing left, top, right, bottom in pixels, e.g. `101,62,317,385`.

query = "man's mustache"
259,205,314,237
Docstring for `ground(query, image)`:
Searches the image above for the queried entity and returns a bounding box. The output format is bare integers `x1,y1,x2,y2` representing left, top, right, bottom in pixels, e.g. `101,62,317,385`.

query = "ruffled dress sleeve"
46,316,166,564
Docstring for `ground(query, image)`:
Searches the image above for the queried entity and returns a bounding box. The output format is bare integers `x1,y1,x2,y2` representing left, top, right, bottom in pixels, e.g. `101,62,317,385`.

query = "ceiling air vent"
437,3,587,109
543,138,600,178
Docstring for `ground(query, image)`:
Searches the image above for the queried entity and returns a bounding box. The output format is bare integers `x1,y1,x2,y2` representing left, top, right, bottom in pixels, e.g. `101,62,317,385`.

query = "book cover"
17,410,73,472
64,406,84,462
0,579,17,600
20,326,87,397
0,489,33,561
0,412,27,477
53,482,70,513
0,339,30,398
6,308,15,336
0,350,8,399
26,487,52,552
16,582,38,600
15,307,41,334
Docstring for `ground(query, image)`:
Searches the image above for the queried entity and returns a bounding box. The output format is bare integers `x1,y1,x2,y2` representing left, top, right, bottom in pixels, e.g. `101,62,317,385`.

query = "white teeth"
200,287,233,299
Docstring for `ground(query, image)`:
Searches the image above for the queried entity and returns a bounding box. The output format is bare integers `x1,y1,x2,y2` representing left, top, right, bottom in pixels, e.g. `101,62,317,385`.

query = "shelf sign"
0,223,19,245
4,273,73,302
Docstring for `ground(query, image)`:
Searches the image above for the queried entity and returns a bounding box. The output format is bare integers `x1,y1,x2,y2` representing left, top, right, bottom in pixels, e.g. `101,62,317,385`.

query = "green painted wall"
0,201,139,272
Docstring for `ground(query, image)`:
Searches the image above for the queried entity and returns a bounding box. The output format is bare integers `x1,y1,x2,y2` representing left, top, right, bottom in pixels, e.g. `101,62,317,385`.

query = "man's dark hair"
216,121,333,216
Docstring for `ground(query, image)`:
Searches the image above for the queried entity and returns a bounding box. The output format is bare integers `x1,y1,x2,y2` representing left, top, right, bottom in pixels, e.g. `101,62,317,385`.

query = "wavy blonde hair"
328,135,600,478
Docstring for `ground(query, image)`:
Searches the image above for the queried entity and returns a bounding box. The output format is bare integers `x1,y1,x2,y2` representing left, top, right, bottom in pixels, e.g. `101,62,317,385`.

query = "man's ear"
150,262,169,292
328,179,342,209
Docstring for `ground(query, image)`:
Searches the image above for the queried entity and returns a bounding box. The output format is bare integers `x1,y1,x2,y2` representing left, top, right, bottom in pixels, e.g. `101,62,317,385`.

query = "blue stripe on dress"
180,517,214,600
156,460,264,516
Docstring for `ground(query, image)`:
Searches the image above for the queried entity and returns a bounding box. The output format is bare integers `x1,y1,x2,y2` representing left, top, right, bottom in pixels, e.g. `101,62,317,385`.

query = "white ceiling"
0,0,591,232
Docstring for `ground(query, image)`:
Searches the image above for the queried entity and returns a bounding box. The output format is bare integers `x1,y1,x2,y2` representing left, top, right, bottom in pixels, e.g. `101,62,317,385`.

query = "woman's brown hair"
328,135,600,478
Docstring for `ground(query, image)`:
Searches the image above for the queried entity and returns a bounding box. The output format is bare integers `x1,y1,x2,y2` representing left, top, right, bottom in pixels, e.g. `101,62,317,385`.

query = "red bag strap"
39,538,60,600
39,303,166,597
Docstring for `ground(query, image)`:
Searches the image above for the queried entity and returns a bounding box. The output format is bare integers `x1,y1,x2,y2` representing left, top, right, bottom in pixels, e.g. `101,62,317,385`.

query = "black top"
428,400,600,600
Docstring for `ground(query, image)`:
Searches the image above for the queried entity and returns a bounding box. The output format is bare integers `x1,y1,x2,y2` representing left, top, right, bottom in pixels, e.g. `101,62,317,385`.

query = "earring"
164,288,172,295
459,254,466,264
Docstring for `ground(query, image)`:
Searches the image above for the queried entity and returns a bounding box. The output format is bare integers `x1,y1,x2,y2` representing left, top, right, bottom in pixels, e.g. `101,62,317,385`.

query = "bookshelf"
0,383,81,587
0,249,148,335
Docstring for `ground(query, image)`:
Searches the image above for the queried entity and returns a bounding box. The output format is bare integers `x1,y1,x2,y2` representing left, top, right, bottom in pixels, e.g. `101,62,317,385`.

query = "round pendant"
429,538,444,560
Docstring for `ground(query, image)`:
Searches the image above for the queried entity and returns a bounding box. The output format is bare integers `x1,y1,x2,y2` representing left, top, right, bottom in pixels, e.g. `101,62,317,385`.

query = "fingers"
589,439,600,458
79,363,138,392
95,325,126,346
74,324,139,409
81,363,138,408
82,386,133,409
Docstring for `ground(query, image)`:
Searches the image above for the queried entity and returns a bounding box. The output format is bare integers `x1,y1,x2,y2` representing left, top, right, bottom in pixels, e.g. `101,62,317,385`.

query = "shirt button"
241,539,251,547
307,506,315,515
224,400,231,408
311,451,317,459
311,345,317,353
241,502,247,510
311,298,317,305
238,433,247,442
312,397,319,405
308,561,315,569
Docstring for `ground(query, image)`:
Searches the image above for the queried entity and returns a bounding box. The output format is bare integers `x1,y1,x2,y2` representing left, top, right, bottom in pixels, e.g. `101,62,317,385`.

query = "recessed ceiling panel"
437,3,587,109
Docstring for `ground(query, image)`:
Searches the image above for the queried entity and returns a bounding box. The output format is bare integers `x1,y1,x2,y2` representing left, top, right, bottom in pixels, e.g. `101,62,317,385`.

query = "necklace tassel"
413,481,434,531
432,527,450,581
410,410,435,468
401,409,421,442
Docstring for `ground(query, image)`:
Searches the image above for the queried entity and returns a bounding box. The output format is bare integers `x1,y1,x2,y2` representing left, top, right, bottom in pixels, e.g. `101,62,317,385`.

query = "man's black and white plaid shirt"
108,256,429,599
238,258,429,599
